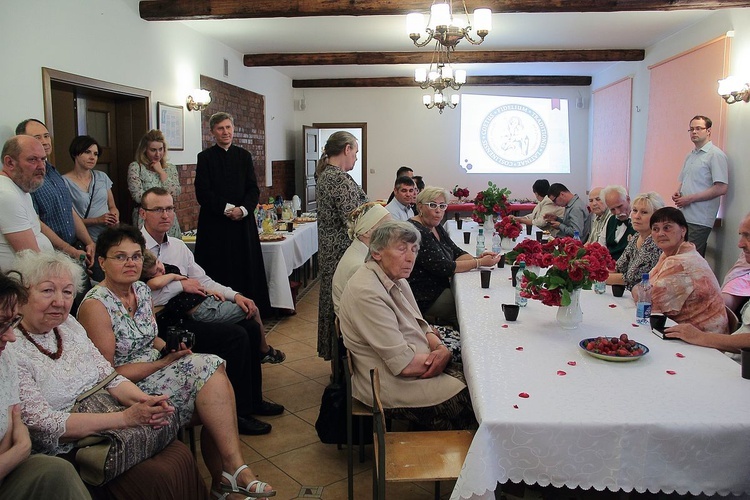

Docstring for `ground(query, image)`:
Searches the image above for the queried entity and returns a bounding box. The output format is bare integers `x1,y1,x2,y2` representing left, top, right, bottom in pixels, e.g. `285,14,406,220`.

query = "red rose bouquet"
472,181,511,223
518,237,615,307
494,216,522,240
452,185,470,200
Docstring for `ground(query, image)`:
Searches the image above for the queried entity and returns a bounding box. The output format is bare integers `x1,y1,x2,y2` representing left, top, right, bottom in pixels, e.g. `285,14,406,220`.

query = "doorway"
300,122,367,213
42,68,151,225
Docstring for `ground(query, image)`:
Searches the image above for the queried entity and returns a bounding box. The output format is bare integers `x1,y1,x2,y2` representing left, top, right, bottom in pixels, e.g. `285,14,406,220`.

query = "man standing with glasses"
672,115,728,256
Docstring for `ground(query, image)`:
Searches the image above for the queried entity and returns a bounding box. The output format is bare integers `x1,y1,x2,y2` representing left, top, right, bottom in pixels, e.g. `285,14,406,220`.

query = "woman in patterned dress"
77,226,275,498
606,192,664,290
127,129,182,237
315,131,367,360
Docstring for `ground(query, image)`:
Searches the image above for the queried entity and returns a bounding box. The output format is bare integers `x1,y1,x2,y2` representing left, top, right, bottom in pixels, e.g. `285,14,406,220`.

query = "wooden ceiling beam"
141,0,750,21
292,75,592,88
245,49,644,67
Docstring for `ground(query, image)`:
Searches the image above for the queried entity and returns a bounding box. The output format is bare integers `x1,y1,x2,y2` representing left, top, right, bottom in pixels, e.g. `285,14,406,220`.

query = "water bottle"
476,228,485,257
515,262,528,307
573,230,581,241
491,231,501,255
594,281,606,294
636,273,652,325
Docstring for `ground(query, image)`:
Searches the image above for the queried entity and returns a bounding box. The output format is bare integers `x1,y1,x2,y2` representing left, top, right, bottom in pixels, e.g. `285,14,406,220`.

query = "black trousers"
181,318,263,417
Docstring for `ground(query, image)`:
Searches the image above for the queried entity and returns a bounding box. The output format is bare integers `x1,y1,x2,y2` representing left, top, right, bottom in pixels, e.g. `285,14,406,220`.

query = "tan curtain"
591,77,633,189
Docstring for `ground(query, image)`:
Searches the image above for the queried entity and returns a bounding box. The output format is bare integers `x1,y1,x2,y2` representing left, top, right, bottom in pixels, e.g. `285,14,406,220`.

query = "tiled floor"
194,281,456,499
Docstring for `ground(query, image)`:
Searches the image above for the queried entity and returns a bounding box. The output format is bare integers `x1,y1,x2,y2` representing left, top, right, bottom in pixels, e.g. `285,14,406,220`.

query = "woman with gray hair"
606,191,665,290
338,221,476,430
316,131,368,360
407,186,501,327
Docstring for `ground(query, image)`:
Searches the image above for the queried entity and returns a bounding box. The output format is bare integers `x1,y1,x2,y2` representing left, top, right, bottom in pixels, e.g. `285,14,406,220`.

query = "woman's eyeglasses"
105,253,143,263
0,314,23,334
424,202,448,210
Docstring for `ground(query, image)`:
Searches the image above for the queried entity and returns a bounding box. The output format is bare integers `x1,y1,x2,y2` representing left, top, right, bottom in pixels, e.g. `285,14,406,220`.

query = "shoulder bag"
70,371,179,486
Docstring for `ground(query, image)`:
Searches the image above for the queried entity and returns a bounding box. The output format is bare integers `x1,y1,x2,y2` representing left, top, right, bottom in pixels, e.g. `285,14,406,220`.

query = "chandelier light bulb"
415,68,427,83
423,94,433,106
473,8,492,34
430,2,451,30
428,70,440,82
434,92,444,104
406,12,425,36
442,66,453,81
451,94,460,105
455,69,467,84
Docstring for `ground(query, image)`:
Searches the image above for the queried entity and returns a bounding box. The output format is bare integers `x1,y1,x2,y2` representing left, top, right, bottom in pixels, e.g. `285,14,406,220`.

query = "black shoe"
251,400,285,416
237,415,272,435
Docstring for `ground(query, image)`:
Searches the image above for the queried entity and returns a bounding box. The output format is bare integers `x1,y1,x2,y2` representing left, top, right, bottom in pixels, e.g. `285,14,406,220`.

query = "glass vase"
556,289,583,329
483,216,495,235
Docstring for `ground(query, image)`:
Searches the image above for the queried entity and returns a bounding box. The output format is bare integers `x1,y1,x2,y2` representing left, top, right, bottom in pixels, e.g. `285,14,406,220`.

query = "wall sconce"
717,76,750,104
186,89,211,111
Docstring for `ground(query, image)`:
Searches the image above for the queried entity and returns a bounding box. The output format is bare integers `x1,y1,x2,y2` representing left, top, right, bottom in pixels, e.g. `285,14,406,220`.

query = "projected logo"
479,104,548,167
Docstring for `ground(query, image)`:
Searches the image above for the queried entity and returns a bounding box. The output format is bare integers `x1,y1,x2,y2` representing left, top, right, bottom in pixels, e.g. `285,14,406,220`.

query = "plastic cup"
286,222,294,232
480,269,491,288
536,231,544,242
497,254,505,268
511,265,520,287
463,232,471,244
456,219,464,230
612,284,626,297
742,348,750,379
502,304,520,321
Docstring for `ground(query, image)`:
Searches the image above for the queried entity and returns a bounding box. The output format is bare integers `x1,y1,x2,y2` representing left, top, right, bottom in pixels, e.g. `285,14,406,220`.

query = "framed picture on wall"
157,102,184,150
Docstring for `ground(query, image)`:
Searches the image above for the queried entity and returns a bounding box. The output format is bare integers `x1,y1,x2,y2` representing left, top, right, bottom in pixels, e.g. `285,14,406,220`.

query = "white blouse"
0,347,20,440
14,316,126,455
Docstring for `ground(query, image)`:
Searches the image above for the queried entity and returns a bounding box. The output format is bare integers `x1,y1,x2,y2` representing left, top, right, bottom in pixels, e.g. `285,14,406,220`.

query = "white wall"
591,8,750,278
0,0,296,175
294,86,591,203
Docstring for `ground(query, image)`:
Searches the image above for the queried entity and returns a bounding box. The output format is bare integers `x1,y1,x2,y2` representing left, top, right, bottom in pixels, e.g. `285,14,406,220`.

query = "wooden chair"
370,368,475,500
335,317,372,500
726,305,740,333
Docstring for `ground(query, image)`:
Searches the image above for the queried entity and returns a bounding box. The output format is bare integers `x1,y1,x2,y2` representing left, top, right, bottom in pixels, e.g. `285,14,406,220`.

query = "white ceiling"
180,10,713,80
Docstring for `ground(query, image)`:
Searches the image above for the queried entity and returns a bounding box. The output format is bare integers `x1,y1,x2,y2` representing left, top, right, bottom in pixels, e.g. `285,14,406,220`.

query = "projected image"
460,95,571,174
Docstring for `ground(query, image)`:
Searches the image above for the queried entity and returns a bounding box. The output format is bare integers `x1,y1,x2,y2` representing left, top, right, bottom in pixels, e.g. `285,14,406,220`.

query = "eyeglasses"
142,206,175,214
424,202,448,210
0,314,23,334
105,253,143,263
688,127,707,132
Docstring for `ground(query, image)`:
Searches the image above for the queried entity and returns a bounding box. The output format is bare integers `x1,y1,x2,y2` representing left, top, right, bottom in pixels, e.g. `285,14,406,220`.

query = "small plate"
578,338,649,362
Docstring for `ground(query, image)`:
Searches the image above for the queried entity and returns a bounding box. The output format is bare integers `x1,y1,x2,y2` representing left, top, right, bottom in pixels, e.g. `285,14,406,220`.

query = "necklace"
18,323,63,360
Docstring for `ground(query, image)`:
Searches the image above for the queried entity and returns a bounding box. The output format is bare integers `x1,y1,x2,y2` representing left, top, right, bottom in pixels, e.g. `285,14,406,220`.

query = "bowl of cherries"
579,334,649,362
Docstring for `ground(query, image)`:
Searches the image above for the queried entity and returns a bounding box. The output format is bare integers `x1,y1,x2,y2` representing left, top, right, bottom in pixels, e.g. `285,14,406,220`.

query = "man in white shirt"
599,185,636,261
385,176,416,221
672,115,729,257
0,136,54,270
586,186,611,244
140,187,283,435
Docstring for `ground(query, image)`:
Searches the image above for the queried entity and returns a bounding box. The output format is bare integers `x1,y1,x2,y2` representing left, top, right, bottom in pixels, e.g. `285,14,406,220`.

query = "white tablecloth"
183,221,318,311
449,265,750,498
259,221,318,310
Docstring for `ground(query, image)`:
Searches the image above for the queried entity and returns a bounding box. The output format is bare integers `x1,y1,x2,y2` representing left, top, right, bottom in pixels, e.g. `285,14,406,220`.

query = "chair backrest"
370,368,387,500
726,305,740,333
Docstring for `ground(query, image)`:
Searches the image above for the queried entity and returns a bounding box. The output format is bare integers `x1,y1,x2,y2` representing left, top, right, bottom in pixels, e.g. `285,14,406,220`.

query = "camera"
164,325,195,352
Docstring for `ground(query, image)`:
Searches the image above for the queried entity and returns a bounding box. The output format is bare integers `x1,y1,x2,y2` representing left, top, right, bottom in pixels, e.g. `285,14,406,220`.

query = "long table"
447,232,750,498
183,220,318,311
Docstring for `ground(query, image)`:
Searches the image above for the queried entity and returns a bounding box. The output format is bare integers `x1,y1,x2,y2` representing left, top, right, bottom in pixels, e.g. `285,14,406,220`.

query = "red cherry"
557,370,566,376
567,361,576,366
519,392,530,398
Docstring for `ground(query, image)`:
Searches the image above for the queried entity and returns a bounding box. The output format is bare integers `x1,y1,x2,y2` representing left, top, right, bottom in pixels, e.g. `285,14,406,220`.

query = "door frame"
312,122,367,194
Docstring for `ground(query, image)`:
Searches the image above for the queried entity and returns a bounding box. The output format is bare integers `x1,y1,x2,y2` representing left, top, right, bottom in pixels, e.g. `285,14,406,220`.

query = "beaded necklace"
18,323,63,360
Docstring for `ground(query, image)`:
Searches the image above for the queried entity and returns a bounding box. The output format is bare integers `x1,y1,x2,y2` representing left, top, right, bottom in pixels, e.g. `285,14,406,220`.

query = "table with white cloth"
258,221,318,310
448,249,750,498
183,221,318,311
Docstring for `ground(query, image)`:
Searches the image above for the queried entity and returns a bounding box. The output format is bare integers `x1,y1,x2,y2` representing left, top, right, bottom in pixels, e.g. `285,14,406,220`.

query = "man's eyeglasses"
142,207,175,214
0,314,23,334
688,127,707,132
105,253,143,263
424,202,448,210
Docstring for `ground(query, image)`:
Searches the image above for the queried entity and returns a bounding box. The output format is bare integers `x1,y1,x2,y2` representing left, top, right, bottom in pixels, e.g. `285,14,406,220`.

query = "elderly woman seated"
339,221,476,431
636,207,727,334
11,250,207,499
666,213,750,354
606,192,664,290
77,226,275,498
721,215,750,316
407,186,501,327
332,202,391,315
0,272,91,499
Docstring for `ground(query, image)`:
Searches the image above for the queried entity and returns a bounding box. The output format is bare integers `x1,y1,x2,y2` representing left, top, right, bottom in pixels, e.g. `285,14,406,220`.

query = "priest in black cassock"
194,111,271,317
